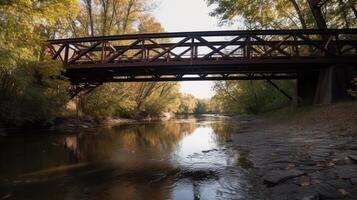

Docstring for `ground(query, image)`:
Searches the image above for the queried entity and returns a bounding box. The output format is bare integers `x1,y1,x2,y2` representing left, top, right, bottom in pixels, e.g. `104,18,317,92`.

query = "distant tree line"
177,94,214,114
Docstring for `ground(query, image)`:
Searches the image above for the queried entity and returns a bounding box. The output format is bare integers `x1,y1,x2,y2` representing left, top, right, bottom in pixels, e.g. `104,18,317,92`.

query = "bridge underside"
63,58,355,83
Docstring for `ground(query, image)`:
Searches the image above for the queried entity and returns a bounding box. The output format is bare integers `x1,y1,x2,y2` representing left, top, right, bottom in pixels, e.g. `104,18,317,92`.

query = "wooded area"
0,0,183,126
208,0,356,114
0,0,356,126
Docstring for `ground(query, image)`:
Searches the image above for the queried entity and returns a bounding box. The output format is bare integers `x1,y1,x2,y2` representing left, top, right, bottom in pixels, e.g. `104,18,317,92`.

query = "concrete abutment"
297,65,356,105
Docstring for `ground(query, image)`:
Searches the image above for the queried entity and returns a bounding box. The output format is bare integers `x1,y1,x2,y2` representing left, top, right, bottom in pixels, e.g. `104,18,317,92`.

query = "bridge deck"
47,29,357,83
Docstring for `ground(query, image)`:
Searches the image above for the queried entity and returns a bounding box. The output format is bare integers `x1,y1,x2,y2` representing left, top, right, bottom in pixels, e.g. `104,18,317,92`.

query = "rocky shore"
231,102,357,199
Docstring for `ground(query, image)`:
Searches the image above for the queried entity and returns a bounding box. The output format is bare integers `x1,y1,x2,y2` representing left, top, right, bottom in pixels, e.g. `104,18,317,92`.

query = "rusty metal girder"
70,73,297,84
68,82,102,99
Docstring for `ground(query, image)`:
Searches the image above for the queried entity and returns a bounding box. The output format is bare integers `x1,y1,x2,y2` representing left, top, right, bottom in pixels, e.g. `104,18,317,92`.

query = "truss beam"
46,29,357,84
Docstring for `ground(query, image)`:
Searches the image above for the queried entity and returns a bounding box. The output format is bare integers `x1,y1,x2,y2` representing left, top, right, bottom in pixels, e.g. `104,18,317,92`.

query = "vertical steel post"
64,43,69,67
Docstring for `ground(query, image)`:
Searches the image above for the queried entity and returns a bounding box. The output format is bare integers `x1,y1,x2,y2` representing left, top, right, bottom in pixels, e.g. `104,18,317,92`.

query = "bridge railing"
47,29,357,69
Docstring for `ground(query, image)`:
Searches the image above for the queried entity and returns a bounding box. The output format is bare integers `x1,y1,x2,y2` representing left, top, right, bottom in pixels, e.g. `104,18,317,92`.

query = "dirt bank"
50,112,174,131
231,101,357,199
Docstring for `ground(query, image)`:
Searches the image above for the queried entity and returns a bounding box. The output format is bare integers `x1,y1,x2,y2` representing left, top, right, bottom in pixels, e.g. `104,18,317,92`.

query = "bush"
0,60,69,127
212,80,294,114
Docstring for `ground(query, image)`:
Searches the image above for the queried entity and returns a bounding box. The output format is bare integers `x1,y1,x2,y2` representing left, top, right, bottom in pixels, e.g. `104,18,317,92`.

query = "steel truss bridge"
47,29,357,98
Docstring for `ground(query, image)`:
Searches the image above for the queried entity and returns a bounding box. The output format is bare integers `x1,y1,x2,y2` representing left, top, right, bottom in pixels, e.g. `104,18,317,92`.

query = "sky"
152,0,232,99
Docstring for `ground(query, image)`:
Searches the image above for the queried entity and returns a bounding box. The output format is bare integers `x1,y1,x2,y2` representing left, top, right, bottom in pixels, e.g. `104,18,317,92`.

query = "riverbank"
231,101,357,199
0,112,174,135
50,112,174,131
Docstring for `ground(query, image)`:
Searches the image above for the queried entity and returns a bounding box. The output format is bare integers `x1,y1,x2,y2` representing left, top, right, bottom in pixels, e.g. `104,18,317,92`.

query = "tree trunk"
307,0,328,29
122,0,134,33
351,5,357,18
108,0,117,32
338,0,350,28
289,0,307,29
100,0,109,35
84,0,95,36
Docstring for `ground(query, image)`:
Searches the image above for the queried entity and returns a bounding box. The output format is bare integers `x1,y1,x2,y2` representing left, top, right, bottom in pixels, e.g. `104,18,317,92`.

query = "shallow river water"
0,115,257,200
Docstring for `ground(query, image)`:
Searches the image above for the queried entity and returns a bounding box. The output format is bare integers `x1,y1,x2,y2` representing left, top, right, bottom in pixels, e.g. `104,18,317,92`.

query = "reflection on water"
0,115,254,200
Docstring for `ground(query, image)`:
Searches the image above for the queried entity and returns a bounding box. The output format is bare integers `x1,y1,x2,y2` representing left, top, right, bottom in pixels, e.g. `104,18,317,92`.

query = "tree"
56,0,180,120
194,99,212,114
206,0,356,115
0,0,79,126
131,82,180,117
178,94,198,114
67,0,156,37
212,80,294,114
207,0,356,29
207,0,315,29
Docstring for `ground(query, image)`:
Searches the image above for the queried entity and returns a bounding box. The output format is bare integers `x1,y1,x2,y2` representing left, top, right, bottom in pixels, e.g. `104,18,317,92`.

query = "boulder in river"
263,169,306,186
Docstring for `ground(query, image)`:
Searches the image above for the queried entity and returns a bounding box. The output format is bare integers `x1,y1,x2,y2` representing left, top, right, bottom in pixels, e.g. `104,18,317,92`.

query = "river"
0,115,259,200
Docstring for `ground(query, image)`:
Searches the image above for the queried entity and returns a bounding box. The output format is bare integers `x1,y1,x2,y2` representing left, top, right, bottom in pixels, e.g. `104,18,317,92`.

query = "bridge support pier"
297,65,355,105
297,71,319,105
